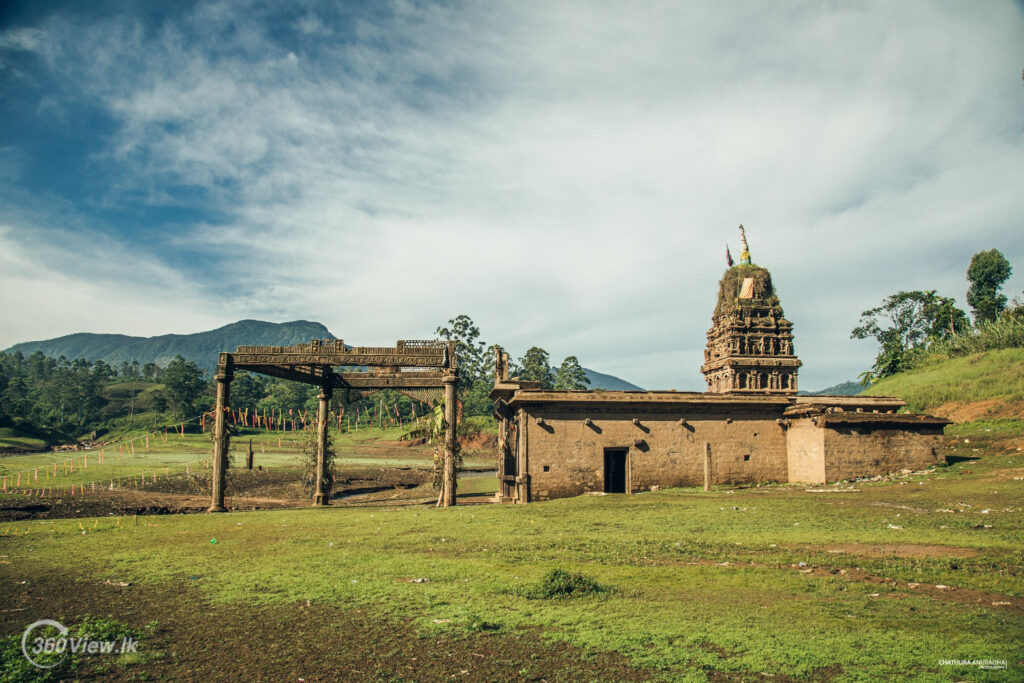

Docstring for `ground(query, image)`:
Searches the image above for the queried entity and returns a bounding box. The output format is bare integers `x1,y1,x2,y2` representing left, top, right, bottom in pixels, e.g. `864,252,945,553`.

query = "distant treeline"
1,313,598,442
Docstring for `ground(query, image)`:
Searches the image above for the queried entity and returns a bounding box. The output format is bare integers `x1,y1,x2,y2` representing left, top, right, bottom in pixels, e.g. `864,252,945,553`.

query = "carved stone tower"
701,227,801,394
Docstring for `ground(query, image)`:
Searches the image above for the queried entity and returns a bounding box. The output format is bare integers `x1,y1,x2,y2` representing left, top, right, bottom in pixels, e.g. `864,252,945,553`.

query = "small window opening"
743,454,751,462
542,465,550,472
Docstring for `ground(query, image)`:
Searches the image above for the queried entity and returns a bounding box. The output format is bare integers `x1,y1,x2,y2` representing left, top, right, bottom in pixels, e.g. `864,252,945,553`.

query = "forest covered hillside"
5,320,336,370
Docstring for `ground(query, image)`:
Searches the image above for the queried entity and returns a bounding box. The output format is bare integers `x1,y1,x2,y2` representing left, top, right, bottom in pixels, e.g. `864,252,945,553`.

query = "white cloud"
1,0,1022,390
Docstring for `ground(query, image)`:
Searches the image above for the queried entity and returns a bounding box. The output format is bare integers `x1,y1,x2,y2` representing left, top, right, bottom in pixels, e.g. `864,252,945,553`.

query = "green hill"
5,320,335,371
802,381,862,396
862,348,1024,416
6,320,646,389
582,367,643,391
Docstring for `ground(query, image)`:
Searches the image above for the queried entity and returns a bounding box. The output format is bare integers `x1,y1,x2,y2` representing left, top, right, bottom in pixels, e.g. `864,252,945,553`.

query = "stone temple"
490,228,949,503
701,227,801,394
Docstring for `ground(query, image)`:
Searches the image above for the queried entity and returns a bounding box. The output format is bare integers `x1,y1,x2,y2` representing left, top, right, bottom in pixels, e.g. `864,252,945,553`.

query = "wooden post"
246,438,254,470
703,442,712,492
441,374,457,507
314,386,332,506
209,367,232,512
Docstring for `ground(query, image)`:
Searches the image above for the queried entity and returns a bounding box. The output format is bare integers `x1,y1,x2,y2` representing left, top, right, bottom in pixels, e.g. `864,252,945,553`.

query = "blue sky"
1,0,1022,391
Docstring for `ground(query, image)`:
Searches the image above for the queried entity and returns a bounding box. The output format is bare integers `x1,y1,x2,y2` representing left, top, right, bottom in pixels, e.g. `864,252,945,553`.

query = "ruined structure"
208,339,459,511
701,227,801,394
490,228,949,503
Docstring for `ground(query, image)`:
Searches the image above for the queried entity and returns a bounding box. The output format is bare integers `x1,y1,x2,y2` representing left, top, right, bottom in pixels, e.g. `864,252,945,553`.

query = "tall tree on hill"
967,249,1012,324
162,355,206,419
517,347,554,389
142,362,160,381
851,290,969,381
554,356,591,390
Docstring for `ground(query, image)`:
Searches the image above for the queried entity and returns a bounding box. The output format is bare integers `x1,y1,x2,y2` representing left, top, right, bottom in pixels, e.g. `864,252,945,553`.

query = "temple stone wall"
521,404,790,502
822,423,947,482
786,419,826,484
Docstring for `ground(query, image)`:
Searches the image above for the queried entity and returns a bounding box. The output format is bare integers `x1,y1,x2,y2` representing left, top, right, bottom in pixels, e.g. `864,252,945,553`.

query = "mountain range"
4,320,644,391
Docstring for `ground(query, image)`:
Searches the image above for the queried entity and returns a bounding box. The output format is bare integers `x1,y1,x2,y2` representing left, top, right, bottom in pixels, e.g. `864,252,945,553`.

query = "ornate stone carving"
701,234,801,394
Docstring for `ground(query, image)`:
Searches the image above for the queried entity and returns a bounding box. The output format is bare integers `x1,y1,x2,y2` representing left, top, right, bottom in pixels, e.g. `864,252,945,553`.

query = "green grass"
863,348,1024,413
2,422,1022,680
945,418,1024,437
0,435,47,450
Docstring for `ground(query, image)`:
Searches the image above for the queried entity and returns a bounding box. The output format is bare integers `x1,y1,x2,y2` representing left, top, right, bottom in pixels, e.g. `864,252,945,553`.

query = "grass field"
863,348,1024,413
0,424,494,494
1,422,1021,681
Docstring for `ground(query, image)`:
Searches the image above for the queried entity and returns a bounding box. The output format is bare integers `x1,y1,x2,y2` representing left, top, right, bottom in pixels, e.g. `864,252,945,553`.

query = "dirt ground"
0,569,649,682
0,464,493,521
932,399,1024,421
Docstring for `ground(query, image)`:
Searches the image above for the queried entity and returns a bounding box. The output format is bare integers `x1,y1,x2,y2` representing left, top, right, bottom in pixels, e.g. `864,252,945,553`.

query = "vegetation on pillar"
851,290,969,383
967,248,1012,324
554,356,590,390
300,422,334,501
427,397,460,491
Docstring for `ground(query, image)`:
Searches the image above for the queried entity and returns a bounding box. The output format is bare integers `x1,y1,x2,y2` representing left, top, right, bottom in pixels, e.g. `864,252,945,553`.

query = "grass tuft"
522,568,606,599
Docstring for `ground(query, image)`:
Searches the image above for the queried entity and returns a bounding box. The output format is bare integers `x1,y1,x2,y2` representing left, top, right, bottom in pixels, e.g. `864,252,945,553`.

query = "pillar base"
208,505,227,513
313,493,330,506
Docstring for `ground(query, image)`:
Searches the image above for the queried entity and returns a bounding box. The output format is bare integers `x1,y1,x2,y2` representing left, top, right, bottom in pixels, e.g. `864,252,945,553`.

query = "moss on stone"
714,264,781,316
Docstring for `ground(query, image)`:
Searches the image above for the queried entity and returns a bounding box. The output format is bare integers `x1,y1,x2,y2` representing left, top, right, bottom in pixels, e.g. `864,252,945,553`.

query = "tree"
231,372,267,411
517,347,554,389
436,315,487,385
967,249,1012,323
162,355,206,418
142,362,160,381
851,290,969,378
554,356,590,390
436,315,491,416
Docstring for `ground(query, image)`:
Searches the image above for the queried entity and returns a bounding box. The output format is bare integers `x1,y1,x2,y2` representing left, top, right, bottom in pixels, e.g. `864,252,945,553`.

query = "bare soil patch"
819,543,978,559
649,556,1022,615
0,465,438,521
0,570,649,681
932,399,1024,422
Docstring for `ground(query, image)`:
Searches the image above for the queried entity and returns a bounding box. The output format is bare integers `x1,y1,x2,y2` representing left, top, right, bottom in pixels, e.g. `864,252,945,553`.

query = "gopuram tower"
701,226,801,394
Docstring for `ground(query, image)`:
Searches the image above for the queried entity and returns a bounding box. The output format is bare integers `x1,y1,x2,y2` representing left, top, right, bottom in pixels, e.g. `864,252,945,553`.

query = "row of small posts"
207,369,458,511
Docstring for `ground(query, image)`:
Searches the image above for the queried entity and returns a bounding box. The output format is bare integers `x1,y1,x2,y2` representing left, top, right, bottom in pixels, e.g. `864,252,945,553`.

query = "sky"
1,0,1022,391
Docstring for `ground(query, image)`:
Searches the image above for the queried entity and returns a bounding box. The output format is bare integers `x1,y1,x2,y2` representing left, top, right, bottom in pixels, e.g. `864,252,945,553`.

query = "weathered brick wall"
786,419,826,484
522,405,789,501
822,424,946,482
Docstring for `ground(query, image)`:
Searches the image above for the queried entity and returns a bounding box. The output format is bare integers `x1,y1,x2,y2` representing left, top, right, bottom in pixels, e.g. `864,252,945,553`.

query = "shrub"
522,568,606,599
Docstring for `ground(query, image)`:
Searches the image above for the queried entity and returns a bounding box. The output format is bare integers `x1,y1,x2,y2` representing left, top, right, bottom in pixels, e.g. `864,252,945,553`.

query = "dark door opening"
604,448,628,494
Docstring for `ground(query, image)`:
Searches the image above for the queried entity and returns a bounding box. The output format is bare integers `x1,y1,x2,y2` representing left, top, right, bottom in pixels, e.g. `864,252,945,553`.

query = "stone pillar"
209,367,232,513
516,409,529,503
703,442,712,492
497,415,507,501
313,386,332,506
441,374,457,507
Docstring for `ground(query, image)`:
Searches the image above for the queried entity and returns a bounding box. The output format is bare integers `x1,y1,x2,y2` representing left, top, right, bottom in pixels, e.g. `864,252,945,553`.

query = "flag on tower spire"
726,244,734,267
